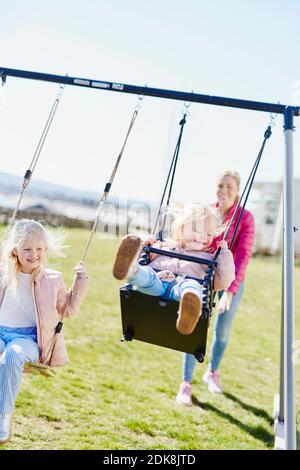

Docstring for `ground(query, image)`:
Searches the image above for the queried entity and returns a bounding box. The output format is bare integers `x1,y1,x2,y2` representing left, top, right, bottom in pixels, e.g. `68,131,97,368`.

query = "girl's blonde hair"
0,219,66,289
170,203,226,248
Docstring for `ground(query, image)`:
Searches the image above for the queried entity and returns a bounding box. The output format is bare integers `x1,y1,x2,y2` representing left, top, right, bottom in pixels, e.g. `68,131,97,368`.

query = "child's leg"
129,265,165,297
113,235,142,280
172,279,203,335
0,338,39,414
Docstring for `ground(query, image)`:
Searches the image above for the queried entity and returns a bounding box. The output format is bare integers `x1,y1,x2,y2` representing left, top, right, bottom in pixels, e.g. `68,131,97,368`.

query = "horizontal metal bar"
1,66,299,116
143,246,217,266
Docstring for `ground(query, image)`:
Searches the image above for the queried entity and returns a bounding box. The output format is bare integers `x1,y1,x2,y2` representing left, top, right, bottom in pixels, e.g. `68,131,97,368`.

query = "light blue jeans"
129,264,202,301
182,284,244,382
0,326,40,414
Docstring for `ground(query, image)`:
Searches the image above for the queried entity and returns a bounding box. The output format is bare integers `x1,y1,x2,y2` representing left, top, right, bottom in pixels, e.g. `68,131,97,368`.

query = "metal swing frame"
0,66,298,449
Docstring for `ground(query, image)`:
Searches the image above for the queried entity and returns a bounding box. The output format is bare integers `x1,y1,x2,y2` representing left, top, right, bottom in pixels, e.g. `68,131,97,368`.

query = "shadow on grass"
223,392,273,426
191,396,273,448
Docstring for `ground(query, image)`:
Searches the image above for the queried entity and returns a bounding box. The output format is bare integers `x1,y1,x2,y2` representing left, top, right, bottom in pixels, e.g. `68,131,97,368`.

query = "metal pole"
273,251,286,450
279,231,285,421
283,106,296,449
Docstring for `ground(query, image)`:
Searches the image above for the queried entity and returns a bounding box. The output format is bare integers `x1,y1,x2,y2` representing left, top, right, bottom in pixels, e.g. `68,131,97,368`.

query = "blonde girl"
0,219,88,444
113,203,235,336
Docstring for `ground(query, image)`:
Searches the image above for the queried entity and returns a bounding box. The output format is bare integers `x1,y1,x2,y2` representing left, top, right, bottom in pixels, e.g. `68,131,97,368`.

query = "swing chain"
183,91,193,116
57,81,66,100
269,101,280,128
135,93,145,112
0,72,6,86
8,81,67,226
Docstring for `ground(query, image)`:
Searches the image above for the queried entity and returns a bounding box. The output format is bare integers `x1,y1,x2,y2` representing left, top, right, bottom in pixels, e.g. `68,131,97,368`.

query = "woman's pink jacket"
0,268,88,366
211,201,255,295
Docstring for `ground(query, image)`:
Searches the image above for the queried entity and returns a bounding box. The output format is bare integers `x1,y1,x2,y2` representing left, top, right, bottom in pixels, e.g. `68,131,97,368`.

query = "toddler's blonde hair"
170,203,226,248
0,219,66,289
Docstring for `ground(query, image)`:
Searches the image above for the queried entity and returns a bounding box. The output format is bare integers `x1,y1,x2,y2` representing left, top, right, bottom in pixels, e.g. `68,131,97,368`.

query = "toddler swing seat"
118,115,273,361
120,245,217,362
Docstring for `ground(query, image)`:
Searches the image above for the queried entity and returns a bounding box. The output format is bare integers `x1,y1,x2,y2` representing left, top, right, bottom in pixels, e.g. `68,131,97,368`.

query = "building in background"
249,179,300,256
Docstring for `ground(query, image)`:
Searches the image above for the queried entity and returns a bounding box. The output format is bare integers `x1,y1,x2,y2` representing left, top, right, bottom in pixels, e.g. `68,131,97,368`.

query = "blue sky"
0,0,299,204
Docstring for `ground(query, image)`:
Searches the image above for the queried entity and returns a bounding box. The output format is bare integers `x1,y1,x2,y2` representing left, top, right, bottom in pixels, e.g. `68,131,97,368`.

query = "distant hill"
0,171,146,208
0,171,102,206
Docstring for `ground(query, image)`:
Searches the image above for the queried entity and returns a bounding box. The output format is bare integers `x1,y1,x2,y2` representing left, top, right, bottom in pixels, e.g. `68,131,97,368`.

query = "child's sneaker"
176,381,192,406
202,369,224,394
176,291,202,335
113,235,142,280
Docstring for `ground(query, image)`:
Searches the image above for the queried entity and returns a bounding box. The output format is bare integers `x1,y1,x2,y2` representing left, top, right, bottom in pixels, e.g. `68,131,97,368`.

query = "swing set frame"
0,66,298,450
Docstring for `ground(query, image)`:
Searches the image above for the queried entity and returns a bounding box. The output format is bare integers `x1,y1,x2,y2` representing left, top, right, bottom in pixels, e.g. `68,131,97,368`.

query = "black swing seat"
119,246,217,362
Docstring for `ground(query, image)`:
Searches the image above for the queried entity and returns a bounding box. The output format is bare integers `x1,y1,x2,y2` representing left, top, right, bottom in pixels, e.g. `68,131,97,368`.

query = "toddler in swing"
0,219,88,444
113,204,235,334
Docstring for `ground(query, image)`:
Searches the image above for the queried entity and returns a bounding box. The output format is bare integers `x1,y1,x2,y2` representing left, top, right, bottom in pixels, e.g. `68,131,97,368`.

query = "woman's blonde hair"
0,219,66,289
218,170,241,188
218,170,241,203
170,203,226,248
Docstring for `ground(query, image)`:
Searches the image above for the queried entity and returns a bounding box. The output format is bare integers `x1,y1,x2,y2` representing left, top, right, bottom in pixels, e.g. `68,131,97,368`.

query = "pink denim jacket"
0,268,88,366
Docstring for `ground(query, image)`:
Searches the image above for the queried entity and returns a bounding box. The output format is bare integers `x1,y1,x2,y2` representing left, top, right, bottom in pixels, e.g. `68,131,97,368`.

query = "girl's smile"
13,237,47,274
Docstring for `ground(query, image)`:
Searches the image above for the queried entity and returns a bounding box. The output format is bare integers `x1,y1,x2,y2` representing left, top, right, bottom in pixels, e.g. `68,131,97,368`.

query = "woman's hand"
157,270,176,281
74,261,88,277
217,240,228,250
217,291,233,314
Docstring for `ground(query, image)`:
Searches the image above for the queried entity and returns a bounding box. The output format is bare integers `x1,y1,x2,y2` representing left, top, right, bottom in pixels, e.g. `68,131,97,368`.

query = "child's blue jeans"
0,326,40,414
129,264,202,301
182,284,244,382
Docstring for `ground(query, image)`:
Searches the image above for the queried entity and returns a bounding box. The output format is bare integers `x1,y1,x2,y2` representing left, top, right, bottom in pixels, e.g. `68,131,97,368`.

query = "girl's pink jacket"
211,201,255,295
0,268,88,366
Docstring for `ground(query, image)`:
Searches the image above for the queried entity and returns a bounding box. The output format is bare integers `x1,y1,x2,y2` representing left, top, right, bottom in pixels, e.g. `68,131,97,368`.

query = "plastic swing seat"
119,246,217,362
120,287,209,362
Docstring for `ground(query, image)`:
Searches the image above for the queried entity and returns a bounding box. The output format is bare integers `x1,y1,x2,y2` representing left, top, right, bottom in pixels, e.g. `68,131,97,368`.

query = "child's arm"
213,241,235,291
143,237,168,261
157,270,176,280
56,261,89,318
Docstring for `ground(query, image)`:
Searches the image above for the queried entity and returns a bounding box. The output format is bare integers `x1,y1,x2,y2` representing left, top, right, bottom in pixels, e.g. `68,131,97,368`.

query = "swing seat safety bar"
143,246,218,267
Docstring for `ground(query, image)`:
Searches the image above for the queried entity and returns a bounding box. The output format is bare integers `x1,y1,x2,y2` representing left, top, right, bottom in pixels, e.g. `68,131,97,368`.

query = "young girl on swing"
113,203,235,335
0,219,88,444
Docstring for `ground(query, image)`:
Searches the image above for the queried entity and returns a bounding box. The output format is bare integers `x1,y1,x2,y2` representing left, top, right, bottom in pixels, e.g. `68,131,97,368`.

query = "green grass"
1,227,300,450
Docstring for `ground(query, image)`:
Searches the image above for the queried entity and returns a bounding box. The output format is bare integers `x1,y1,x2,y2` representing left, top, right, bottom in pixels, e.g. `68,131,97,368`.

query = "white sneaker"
176,381,192,406
0,413,12,444
202,369,224,394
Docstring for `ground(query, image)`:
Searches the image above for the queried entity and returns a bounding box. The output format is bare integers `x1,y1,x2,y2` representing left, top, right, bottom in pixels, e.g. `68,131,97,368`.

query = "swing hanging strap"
205,123,274,307
213,123,273,264
10,82,66,224
43,98,144,368
228,125,272,249
152,112,188,240
80,97,143,263
24,96,143,375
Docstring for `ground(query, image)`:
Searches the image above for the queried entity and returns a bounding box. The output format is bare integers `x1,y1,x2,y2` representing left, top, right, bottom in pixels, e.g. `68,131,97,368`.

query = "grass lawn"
1,227,299,450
